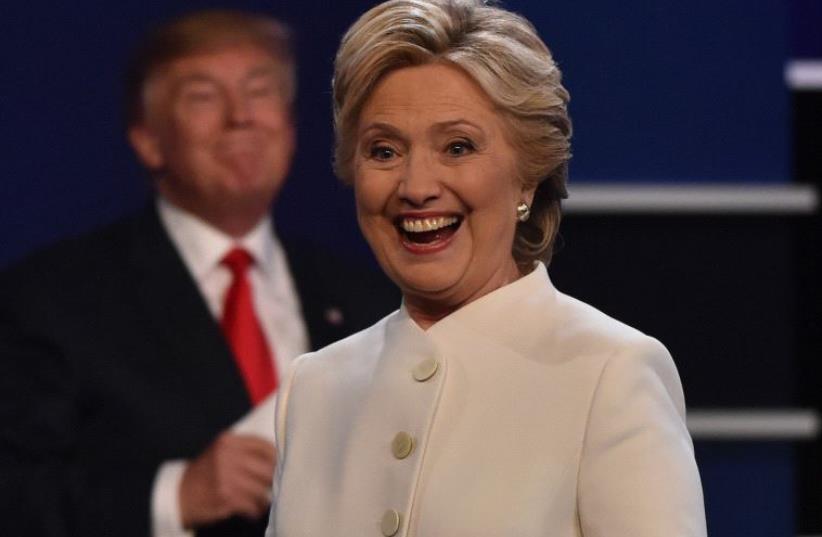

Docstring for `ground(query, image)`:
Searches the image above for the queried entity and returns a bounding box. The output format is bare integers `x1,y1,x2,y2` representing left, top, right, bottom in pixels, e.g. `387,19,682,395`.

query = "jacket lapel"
280,237,348,350
128,204,251,426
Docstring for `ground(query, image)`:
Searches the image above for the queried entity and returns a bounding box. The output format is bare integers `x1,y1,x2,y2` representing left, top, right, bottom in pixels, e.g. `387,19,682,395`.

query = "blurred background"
2,0,820,535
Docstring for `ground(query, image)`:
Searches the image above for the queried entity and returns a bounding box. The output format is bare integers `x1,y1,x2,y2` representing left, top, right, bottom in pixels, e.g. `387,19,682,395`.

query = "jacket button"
380,509,401,536
412,357,439,382
391,431,415,459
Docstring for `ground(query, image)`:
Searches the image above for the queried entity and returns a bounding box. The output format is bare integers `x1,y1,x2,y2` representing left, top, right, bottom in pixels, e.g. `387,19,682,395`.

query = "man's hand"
179,432,276,529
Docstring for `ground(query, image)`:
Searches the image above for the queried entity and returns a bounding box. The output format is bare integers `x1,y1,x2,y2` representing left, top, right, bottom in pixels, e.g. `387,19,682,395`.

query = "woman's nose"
397,152,442,206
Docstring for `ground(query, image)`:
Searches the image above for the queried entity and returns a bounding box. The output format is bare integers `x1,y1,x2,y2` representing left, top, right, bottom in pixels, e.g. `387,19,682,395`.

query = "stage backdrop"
0,2,803,536
1,0,789,266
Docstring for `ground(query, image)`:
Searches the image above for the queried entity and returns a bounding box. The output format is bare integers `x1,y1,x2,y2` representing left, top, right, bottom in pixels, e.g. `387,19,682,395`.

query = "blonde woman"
266,1,706,535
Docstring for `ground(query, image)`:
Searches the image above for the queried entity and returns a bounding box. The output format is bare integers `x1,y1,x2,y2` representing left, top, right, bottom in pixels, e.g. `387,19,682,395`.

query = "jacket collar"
156,197,277,279
394,263,559,359
128,203,253,416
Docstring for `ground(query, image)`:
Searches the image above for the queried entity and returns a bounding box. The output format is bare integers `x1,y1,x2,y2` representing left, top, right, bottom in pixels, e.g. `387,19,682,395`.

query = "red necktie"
220,247,277,404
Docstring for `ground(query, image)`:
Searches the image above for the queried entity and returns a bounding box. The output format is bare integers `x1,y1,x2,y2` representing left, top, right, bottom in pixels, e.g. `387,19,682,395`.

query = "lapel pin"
324,307,344,326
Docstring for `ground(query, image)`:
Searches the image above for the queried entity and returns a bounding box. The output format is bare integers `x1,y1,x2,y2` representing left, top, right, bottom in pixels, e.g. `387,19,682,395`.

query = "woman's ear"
520,184,537,207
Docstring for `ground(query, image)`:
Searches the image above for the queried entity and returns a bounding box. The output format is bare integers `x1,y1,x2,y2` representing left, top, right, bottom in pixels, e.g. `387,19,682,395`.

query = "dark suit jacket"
0,205,399,537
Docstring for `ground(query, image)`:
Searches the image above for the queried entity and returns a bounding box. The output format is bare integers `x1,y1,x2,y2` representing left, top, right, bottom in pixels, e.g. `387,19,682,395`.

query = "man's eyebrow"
245,65,281,80
174,73,217,86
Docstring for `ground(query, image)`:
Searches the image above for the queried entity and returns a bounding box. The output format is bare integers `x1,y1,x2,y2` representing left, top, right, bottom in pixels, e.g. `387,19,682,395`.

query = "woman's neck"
403,259,524,330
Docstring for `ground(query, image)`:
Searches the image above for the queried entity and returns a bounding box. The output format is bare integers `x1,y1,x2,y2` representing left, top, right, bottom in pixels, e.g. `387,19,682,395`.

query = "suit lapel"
128,205,251,427
280,238,349,351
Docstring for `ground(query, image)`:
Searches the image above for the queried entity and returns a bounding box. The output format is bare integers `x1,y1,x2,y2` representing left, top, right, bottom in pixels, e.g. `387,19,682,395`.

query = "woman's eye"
446,140,475,156
369,145,396,161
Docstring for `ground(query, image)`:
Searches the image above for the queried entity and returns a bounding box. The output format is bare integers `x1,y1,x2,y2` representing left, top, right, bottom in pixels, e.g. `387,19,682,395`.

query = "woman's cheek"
356,175,390,215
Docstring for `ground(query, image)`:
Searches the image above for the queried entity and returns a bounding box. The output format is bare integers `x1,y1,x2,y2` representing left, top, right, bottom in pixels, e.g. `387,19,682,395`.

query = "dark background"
2,1,818,536
1,0,791,267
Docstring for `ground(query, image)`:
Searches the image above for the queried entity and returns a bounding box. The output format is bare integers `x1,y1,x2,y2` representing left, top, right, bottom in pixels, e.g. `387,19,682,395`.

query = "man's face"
129,44,295,234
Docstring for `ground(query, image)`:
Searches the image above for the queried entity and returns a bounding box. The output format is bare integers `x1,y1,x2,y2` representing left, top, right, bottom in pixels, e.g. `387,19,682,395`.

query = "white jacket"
267,263,706,536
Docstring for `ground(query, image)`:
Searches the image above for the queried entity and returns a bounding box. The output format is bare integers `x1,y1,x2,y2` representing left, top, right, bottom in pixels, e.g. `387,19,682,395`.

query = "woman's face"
353,63,532,323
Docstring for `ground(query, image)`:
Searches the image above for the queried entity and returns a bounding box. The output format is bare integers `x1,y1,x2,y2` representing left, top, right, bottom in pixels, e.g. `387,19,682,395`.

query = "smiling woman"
266,1,707,536
353,63,526,326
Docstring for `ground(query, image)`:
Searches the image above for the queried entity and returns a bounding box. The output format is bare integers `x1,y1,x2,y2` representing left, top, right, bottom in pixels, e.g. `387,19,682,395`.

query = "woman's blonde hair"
333,0,571,267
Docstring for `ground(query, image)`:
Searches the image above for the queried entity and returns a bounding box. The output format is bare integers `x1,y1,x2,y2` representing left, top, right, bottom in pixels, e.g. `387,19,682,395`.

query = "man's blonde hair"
125,9,295,127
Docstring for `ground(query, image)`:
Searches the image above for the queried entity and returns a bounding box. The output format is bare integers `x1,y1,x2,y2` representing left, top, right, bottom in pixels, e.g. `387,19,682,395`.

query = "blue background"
1,0,791,267
0,1,808,535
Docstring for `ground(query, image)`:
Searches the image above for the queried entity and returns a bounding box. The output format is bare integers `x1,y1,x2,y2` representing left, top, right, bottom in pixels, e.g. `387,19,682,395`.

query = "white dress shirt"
152,197,309,537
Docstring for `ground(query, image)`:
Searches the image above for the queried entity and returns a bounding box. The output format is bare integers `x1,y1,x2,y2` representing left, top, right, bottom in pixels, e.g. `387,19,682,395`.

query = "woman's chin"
393,270,465,305
378,240,465,294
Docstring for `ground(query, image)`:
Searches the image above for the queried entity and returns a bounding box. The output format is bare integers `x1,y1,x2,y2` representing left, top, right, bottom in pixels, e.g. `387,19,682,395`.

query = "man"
0,10,396,537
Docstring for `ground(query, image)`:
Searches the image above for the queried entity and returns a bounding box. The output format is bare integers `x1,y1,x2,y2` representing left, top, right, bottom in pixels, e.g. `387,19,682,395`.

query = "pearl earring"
516,202,530,222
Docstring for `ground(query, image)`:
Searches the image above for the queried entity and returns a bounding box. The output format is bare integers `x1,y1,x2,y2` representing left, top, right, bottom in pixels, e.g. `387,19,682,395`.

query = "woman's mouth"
396,215,462,252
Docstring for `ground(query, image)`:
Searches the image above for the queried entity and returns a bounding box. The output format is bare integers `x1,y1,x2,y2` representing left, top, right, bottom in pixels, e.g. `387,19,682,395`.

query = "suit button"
391,431,415,459
380,509,401,536
412,357,439,382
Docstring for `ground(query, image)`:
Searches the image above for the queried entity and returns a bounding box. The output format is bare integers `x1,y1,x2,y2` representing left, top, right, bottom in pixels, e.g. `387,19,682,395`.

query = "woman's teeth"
400,216,459,233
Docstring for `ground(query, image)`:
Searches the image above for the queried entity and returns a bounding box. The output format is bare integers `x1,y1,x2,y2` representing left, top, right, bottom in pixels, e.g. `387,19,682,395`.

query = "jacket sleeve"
0,274,155,537
264,352,306,537
577,338,707,537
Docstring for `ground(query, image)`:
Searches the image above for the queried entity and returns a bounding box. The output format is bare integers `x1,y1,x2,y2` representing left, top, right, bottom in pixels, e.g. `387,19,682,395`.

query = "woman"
267,1,706,535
